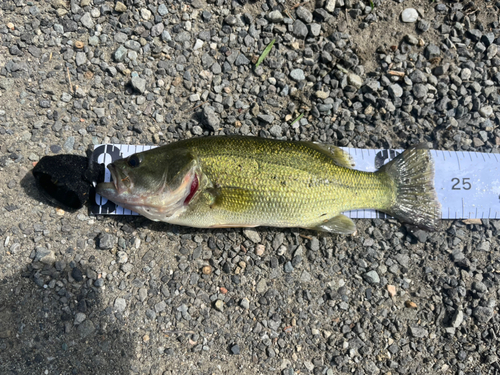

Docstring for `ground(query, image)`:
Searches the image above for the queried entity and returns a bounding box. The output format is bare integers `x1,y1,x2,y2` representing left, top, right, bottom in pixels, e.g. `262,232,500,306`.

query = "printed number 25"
451,177,471,190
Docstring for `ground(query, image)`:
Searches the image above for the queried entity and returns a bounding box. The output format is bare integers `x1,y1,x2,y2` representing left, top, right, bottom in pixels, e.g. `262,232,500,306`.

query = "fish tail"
379,145,441,231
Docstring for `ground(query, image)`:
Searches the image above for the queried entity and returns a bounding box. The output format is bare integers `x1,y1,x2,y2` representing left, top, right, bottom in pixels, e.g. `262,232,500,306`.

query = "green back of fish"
169,136,394,229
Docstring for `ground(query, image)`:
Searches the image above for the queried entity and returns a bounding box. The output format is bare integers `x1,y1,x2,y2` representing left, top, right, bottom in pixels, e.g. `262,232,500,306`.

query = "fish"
96,136,440,234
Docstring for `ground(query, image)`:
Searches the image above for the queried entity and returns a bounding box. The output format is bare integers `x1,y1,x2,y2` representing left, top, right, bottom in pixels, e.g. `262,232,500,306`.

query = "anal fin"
306,214,356,234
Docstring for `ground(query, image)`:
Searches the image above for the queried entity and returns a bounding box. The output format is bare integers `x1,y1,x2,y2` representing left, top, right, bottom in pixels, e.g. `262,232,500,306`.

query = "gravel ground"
1,0,500,374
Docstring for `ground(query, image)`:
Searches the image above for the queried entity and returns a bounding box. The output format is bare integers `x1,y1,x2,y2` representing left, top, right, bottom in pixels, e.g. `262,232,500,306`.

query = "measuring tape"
91,144,500,220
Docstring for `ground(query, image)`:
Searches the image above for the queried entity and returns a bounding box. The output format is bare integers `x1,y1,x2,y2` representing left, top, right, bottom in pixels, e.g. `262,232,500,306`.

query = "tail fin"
379,145,441,231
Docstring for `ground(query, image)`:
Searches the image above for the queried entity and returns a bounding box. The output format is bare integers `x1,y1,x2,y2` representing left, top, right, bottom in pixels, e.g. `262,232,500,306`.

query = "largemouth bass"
96,136,440,234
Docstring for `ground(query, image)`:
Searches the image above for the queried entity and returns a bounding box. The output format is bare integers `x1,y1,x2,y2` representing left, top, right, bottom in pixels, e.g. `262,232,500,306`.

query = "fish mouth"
96,163,130,202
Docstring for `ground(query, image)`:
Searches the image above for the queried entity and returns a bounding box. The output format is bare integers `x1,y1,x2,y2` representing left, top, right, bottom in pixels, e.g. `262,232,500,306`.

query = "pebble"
114,298,126,312
98,233,115,249
363,270,380,284
347,73,363,88
479,106,493,117
243,229,261,243
401,8,418,23
290,69,305,81
268,10,283,23
215,300,224,312
410,326,429,338
131,76,146,93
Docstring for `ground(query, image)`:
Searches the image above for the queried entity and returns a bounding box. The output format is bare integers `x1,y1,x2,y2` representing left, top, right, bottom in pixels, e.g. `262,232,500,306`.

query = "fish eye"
127,154,141,168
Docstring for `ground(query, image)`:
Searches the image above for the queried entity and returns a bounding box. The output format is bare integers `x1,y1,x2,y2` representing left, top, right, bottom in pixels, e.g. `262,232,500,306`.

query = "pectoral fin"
307,214,356,234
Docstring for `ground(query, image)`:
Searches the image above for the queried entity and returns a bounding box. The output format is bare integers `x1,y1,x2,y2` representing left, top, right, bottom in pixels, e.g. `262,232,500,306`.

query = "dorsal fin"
303,142,355,169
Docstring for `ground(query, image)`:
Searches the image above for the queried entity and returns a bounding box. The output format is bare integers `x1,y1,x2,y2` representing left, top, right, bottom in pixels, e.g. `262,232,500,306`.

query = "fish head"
96,147,199,221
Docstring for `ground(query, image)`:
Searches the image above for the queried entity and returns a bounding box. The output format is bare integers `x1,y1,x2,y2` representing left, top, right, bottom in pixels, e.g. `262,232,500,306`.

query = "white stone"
401,8,418,23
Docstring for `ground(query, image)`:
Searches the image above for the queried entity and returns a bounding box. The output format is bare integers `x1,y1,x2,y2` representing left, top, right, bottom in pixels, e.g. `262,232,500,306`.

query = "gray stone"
293,20,308,38
114,46,127,62
473,306,494,323
325,0,336,12
114,297,126,312
388,84,403,98
125,40,141,51
487,44,498,60
267,10,283,23
94,108,105,117
75,52,87,66
284,261,294,273
98,233,115,249
410,326,429,338
479,106,493,117
155,301,167,313
61,92,72,102
77,319,95,338
235,53,250,66
405,34,418,45
257,114,275,124
451,310,464,328
296,6,313,23
243,229,261,243
290,69,305,81
80,12,94,29
63,136,75,151
425,44,441,60
158,4,169,16
34,247,56,264
409,69,427,83
151,23,164,37
269,124,282,137
347,73,363,89
309,23,321,37
401,8,418,23
413,83,428,99
202,106,220,131
363,270,380,284
131,76,146,93
74,312,86,325
240,298,250,309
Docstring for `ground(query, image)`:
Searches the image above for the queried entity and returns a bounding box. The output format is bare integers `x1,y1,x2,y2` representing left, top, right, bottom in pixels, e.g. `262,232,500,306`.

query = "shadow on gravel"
0,263,134,375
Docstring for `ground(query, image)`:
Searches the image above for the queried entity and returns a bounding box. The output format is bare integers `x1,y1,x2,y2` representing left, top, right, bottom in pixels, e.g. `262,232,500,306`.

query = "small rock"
202,106,220,131
473,306,494,323
240,298,250,309
131,76,146,93
388,84,403,98
114,297,126,312
410,326,429,338
215,300,224,312
257,114,275,124
479,106,493,117
405,35,419,45
77,319,95,338
293,20,308,38
243,229,261,243
75,52,87,66
71,267,84,282
387,285,396,297
255,244,265,256
98,233,115,249
284,261,294,273
325,0,336,13
290,69,305,81
34,247,56,265
115,1,127,12
425,44,441,60
295,6,313,23
114,46,127,62
363,270,380,284
401,8,418,23
451,310,464,328
267,10,283,23
80,12,94,29
231,344,240,355
74,312,86,325
347,73,363,89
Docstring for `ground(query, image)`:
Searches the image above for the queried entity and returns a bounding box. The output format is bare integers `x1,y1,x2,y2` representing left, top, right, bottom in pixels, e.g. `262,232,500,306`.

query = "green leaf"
290,113,304,126
255,39,276,69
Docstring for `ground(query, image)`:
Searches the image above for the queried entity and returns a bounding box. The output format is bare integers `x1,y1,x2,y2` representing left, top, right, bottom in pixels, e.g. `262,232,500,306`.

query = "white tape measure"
91,144,500,220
